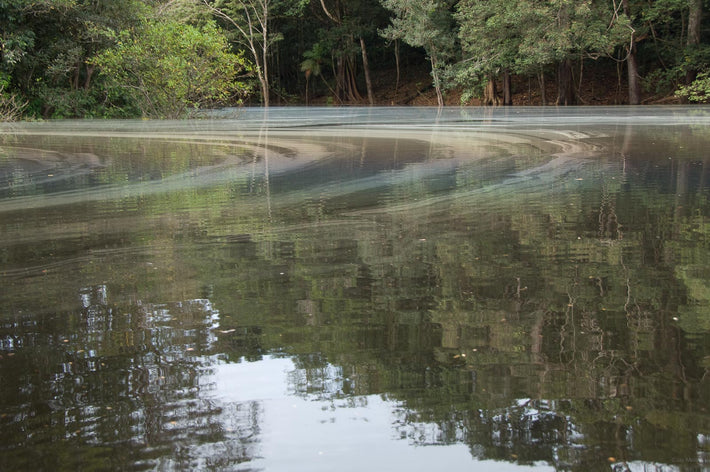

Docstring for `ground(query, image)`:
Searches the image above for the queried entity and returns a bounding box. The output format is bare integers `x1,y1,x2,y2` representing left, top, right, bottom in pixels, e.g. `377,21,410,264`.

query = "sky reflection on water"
201,356,554,472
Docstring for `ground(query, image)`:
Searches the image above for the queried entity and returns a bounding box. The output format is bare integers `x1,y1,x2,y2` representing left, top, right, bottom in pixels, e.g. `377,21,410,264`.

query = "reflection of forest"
0,288,263,469
201,140,710,469
1,125,710,470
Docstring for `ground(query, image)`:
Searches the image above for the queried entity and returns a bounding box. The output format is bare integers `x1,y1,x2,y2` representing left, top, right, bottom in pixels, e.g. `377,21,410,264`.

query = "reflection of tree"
0,288,261,469
200,129,710,469
223,150,708,469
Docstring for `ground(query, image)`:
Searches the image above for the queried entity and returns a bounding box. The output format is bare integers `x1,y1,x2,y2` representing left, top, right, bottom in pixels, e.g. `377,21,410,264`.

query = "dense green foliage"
0,0,708,117
455,0,630,104
92,20,251,118
677,71,710,102
380,0,458,106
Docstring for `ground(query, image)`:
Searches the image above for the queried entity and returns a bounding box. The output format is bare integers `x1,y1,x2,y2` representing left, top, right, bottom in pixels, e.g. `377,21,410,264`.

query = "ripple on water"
3,109,710,472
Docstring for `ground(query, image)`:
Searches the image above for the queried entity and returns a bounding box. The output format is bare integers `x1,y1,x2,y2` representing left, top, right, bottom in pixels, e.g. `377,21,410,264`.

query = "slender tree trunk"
434,84,443,107
428,46,444,107
319,0,351,103
622,0,641,105
305,72,310,105
626,48,641,105
84,64,94,90
555,2,575,106
335,57,344,101
320,0,338,22
539,70,546,105
359,37,374,105
502,69,512,106
394,39,400,102
73,61,81,90
556,59,576,105
260,2,270,107
430,57,444,107
201,0,271,107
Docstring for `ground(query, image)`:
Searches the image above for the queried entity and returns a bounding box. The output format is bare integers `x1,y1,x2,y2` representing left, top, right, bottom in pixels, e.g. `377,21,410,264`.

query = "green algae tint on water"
1,107,709,471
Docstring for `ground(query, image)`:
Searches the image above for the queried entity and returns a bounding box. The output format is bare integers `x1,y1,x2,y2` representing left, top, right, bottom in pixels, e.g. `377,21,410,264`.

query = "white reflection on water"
203,356,555,472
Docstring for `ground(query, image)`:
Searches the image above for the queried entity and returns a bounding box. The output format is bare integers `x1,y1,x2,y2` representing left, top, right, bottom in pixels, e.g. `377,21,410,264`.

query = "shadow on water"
1,107,710,471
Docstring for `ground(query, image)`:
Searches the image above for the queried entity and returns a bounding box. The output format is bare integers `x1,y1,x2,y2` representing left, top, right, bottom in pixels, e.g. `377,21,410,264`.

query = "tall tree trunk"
319,0,353,104
555,3,575,106
622,0,641,105
72,61,81,90
394,39,400,102
483,75,499,106
359,37,374,105
346,56,363,102
686,0,703,84
430,54,444,107
201,0,271,107
556,59,576,105
687,0,702,48
261,10,270,107
259,72,270,107
305,72,310,106
502,69,512,106
84,64,94,90
539,70,546,106
335,57,344,102
626,48,641,105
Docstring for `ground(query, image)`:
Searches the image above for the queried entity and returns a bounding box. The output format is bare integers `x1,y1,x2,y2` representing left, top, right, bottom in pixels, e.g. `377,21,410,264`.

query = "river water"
1,107,709,471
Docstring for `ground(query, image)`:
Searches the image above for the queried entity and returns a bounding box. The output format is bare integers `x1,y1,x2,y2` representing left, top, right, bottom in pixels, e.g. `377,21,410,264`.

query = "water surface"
1,107,710,471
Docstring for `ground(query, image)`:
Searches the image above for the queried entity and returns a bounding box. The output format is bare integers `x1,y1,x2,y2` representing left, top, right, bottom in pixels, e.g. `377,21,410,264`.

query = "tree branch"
319,0,339,23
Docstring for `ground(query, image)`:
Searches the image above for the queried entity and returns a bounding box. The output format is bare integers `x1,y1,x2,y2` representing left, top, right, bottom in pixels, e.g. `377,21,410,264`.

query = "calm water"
1,107,709,471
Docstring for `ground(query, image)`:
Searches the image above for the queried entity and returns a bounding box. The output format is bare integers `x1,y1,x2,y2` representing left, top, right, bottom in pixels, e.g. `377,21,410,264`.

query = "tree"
0,0,36,80
455,0,530,105
686,0,703,84
300,41,338,105
0,0,705,111
308,0,386,105
456,0,628,106
613,0,693,104
516,0,626,105
619,0,642,104
202,0,307,107
92,20,251,118
1,0,151,117
380,0,457,107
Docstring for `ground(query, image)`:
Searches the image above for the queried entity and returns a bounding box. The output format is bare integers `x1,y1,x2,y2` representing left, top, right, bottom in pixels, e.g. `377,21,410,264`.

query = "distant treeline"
1,0,708,119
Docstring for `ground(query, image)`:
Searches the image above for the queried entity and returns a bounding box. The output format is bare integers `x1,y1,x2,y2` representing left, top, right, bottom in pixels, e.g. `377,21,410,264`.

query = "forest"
1,0,709,119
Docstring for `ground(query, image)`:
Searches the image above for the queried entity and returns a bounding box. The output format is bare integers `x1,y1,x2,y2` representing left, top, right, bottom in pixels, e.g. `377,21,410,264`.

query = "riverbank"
301,63,682,107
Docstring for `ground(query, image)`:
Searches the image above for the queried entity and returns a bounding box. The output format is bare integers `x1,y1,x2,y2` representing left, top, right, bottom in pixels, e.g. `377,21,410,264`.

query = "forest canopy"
0,0,708,119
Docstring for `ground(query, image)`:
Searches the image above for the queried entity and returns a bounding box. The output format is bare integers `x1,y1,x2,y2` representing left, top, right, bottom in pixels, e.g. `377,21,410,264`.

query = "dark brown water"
1,107,709,471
